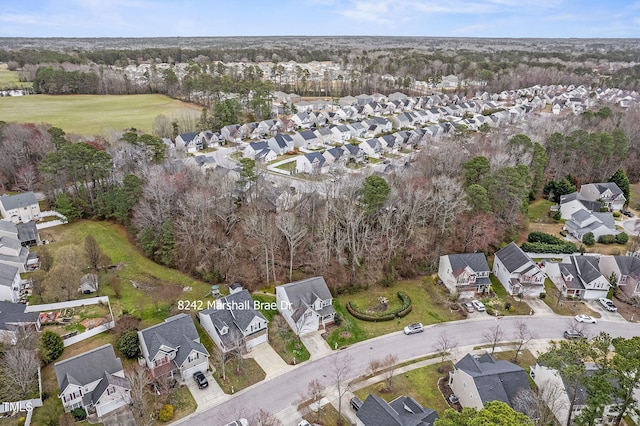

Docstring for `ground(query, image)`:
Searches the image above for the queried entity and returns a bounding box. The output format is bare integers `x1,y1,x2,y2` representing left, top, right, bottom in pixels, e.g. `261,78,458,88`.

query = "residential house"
356,394,439,426
388,92,408,102
530,361,619,425
244,142,277,163
449,352,531,410
379,135,400,154
0,300,39,345
79,273,99,294
360,139,383,158
221,124,242,143
0,232,29,272
365,117,392,134
0,192,41,224
293,130,321,149
343,143,365,164
579,182,626,211
559,192,602,220
55,344,131,417
276,276,335,335
291,112,312,129
339,95,357,107
564,209,619,242
267,134,295,155
0,220,40,247
295,152,329,175
239,122,259,140
599,255,640,298
175,132,201,153
314,127,334,145
199,289,268,353
493,242,545,297
330,125,351,143
347,122,368,138
197,130,223,148
184,155,217,173
554,255,610,299
438,253,491,299
275,117,297,133
255,120,278,138
138,313,209,379
323,146,347,166
356,94,373,105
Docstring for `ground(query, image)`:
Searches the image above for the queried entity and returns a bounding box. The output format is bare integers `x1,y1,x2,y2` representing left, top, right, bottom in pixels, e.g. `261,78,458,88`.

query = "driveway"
300,331,333,359
185,369,227,409
97,405,136,426
586,300,627,322
246,343,292,378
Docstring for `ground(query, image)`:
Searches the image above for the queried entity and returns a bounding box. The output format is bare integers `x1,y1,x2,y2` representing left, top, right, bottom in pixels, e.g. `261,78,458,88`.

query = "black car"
564,329,585,339
350,396,363,411
193,371,208,389
622,210,634,218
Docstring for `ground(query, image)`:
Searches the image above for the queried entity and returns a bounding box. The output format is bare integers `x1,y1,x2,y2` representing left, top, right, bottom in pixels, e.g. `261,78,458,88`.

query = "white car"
575,314,597,324
598,297,618,312
471,300,486,312
404,323,424,334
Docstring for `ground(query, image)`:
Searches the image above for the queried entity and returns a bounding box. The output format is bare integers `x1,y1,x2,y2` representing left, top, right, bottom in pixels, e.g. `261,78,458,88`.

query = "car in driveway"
622,210,634,218
564,329,586,339
460,302,474,313
404,323,424,335
350,396,363,411
575,314,597,324
471,300,486,312
598,297,618,312
193,371,208,389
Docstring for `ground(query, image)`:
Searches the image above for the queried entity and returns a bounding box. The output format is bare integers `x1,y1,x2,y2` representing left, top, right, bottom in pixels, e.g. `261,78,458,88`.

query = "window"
107,387,115,396
188,352,199,362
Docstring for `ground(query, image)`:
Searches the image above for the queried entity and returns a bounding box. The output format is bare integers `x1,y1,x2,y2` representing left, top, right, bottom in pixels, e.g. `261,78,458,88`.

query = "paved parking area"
185,370,226,408
246,343,292,378
586,300,626,322
300,331,333,358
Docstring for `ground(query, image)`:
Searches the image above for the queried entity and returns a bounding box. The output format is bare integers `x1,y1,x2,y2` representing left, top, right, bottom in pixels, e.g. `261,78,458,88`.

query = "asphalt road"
187,316,640,425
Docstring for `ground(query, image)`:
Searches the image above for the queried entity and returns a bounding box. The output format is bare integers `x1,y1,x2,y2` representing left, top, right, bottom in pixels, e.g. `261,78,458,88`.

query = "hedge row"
527,231,565,245
521,241,577,254
347,291,412,322
598,233,629,245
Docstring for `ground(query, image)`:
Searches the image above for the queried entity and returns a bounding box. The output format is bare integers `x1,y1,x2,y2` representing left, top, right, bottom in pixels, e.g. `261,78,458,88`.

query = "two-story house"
493,242,546,297
55,344,131,417
276,276,335,336
564,209,619,242
138,313,209,380
199,289,268,353
0,300,40,345
356,394,439,426
555,255,610,300
438,253,491,299
0,263,21,303
599,255,640,298
579,182,626,211
0,192,41,224
449,352,531,411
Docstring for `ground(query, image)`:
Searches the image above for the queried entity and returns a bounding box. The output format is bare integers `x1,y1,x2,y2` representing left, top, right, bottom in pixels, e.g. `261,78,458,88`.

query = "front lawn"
528,199,556,223
212,355,266,394
491,349,537,368
326,278,464,348
481,276,532,316
354,362,451,416
301,402,349,426
542,278,601,317
160,386,197,425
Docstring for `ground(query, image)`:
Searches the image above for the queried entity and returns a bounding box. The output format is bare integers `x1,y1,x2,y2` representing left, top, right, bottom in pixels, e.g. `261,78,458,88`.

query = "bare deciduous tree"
329,351,354,425
276,211,308,281
381,353,399,392
248,409,283,426
435,331,459,369
126,367,152,420
512,381,567,426
482,324,505,354
1,348,39,398
306,378,325,423
513,320,537,364
84,235,102,270
14,164,38,192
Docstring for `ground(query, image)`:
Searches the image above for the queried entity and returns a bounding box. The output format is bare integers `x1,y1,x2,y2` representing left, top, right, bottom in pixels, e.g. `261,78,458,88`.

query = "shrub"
347,292,412,321
553,210,562,221
117,329,140,358
583,232,595,246
521,241,576,254
598,234,616,244
40,330,64,365
539,292,546,299
613,211,621,218
528,231,564,245
71,408,87,421
616,232,629,245
159,404,174,422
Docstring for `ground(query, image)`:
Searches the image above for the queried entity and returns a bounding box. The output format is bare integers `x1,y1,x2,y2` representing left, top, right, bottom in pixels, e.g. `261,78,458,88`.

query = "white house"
564,209,619,242
199,289,268,353
438,253,491,299
555,255,610,299
244,142,277,162
55,344,131,417
559,192,602,220
579,182,626,211
267,134,295,155
493,242,545,297
276,276,335,335
296,152,329,175
599,255,640,299
0,263,22,303
0,192,41,224
138,313,209,380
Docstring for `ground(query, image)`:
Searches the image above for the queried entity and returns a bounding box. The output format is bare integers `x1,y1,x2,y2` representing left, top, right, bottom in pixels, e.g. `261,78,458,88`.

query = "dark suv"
564,329,585,339
350,396,363,411
193,371,208,389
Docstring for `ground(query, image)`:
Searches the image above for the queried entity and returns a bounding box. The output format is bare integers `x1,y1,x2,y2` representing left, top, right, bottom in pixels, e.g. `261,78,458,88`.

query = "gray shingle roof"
55,344,124,393
0,300,38,330
139,313,208,364
0,263,18,288
92,371,131,404
571,256,604,285
0,192,38,211
278,276,333,321
495,242,532,273
16,221,38,244
356,394,438,426
455,352,530,408
614,256,640,279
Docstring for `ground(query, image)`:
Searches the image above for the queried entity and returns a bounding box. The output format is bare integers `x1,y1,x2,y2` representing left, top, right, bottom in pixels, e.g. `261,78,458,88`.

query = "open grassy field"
0,93,201,136
0,63,31,89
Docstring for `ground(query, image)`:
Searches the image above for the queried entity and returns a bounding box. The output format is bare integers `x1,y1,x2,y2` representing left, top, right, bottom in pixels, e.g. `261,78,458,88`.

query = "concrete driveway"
98,405,136,426
246,343,292,378
300,331,333,358
586,300,626,322
185,370,226,408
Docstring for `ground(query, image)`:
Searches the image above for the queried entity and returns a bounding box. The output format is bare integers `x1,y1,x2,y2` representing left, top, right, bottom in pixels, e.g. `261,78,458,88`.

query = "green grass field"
0,93,201,136
0,63,31,90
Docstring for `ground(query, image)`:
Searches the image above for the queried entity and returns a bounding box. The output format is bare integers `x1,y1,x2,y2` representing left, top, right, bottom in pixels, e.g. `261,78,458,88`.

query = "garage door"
246,333,268,350
182,361,209,379
96,398,127,417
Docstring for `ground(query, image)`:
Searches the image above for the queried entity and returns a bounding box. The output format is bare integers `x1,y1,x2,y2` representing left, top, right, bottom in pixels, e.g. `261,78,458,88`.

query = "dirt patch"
81,317,105,329
339,331,352,339
614,295,640,323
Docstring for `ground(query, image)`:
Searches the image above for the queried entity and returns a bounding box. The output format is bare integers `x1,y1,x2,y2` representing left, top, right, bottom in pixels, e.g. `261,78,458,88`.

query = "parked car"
404,323,424,335
461,302,474,313
622,210,634,217
193,371,208,389
298,421,311,426
564,329,586,339
350,396,363,411
448,394,459,404
575,314,597,324
598,297,618,312
471,300,486,312
224,420,248,426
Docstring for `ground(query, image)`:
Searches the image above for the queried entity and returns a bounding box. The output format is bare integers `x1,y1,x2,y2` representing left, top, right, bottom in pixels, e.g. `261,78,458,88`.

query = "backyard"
326,277,464,348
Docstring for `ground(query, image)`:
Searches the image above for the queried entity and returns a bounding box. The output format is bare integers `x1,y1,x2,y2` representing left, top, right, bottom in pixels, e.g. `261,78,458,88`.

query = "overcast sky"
0,0,638,38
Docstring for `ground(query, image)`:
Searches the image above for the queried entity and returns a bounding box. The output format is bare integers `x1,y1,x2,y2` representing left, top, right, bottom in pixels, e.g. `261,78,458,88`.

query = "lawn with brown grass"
542,278,601,318
212,355,266,394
